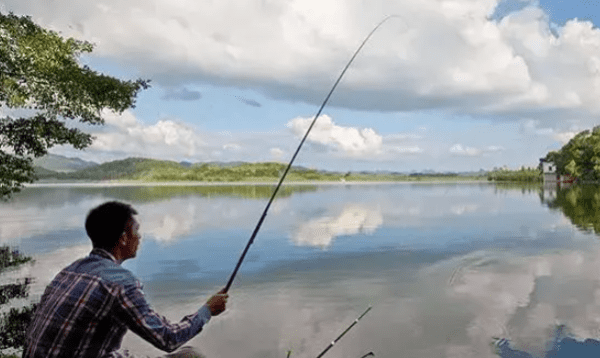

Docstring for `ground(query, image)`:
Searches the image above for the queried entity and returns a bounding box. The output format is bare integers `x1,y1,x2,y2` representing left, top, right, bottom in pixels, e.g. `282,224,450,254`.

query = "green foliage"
543,126,600,181
0,153,34,199
0,246,35,355
0,304,37,352
34,157,490,183
0,280,30,305
0,246,32,272
68,157,152,180
487,167,542,182
0,12,148,199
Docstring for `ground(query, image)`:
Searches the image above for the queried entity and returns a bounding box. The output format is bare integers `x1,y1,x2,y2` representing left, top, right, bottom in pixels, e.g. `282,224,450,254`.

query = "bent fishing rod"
224,16,398,292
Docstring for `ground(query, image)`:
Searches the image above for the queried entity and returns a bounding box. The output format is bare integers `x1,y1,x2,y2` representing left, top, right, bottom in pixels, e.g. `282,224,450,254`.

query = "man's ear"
119,231,127,245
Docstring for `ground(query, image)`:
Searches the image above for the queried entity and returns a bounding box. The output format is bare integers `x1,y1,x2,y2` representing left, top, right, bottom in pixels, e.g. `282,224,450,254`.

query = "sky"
1,0,600,172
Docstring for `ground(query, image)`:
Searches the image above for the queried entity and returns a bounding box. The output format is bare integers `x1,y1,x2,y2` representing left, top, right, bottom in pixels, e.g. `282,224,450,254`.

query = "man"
24,201,228,358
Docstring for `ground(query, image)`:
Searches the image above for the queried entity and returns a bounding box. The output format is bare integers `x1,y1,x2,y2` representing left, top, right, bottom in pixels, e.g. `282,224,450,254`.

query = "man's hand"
206,288,228,316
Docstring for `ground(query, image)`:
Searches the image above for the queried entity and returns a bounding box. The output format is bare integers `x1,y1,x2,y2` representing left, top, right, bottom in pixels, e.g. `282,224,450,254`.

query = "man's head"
85,201,140,260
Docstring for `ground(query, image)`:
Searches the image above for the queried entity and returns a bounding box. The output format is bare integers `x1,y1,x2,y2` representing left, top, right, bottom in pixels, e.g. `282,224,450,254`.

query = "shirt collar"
90,247,120,264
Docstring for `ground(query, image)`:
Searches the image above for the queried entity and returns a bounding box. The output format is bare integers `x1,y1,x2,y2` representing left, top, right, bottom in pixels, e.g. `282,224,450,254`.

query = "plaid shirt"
24,248,212,358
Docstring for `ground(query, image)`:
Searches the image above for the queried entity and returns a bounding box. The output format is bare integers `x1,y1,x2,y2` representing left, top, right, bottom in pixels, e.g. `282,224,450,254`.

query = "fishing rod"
286,350,374,358
315,306,373,358
283,307,373,358
224,15,399,292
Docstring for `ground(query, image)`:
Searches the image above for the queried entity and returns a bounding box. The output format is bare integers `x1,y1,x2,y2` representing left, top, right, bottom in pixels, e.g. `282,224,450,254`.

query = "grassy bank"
487,168,542,183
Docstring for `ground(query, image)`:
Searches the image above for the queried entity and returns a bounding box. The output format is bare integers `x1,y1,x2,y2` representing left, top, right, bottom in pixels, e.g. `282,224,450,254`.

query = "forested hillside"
33,157,483,182
34,158,344,182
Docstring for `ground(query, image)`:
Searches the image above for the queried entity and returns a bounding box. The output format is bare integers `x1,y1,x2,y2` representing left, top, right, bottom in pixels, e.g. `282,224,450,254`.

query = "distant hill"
33,154,98,172
34,157,177,181
33,157,346,181
32,156,489,182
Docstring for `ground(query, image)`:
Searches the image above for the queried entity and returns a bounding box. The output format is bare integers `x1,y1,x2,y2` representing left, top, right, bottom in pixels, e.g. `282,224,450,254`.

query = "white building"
540,159,558,183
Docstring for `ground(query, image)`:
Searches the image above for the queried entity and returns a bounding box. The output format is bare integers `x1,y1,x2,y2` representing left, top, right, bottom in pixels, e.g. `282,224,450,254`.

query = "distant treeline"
33,158,488,182
487,167,541,182
34,159,341,182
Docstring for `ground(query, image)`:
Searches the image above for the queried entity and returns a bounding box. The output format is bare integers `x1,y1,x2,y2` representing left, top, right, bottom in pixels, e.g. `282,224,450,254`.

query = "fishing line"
224,15,400,292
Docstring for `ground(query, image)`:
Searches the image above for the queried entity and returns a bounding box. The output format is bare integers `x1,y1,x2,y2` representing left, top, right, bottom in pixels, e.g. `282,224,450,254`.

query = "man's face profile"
122,217,141,260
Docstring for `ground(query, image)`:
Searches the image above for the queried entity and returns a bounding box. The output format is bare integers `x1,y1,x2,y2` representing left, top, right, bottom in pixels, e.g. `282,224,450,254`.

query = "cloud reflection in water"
291,204,383,249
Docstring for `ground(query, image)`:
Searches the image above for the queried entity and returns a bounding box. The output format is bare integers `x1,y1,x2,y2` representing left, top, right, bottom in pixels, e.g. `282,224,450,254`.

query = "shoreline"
25,179,491,187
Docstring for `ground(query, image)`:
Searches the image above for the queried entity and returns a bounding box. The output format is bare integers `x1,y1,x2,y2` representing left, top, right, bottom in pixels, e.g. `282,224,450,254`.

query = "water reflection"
17,184,319,201
491,183,600,357
292,204,383,249
4,183,600,357
0,185,316,247
126,241,600,358
495,328,600,357
542,184,600,235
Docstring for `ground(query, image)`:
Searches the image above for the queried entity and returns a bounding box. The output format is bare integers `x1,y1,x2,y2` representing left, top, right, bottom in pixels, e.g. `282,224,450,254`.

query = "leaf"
0,11,149,199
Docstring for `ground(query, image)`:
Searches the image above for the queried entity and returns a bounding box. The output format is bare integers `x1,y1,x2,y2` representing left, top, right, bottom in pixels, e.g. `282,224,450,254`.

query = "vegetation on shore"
487,167,542,182
33,157,489,183
543,125,600,181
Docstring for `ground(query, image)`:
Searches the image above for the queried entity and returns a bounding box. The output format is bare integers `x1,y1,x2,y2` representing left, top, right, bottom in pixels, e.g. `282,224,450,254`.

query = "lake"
1,182,600,358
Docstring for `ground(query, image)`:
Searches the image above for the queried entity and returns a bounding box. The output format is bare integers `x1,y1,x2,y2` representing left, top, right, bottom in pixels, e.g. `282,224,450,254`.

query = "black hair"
85,201,138,250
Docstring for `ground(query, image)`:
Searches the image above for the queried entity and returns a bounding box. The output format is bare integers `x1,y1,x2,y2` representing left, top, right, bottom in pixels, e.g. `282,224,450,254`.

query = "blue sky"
2,0,600,172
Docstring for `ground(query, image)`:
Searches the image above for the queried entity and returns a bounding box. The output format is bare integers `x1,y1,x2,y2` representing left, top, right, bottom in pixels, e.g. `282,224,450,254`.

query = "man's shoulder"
65,253,139,288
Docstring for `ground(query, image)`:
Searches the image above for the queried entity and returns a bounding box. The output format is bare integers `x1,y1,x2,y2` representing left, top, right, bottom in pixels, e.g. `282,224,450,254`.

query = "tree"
0,11,148,356
0,11,149,199
544,126,600,182
0,246,35,357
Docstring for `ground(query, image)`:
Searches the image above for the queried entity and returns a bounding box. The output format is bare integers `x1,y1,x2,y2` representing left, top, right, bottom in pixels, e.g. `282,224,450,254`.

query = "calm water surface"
1,182,599,358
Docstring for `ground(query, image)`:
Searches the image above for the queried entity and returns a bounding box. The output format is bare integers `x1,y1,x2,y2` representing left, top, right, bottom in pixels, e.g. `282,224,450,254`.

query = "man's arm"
116,282,228,353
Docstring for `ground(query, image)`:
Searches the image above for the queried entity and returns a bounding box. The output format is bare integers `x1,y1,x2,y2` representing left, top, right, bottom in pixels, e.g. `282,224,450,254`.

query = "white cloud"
392,146,423,154
223,143,241,151
553,131,577,144
386,133,424,140
270,147,285,161
447,143,503,157
486,145,505,152
519,119,583,145
89,110,205,160
291,204,383,249
4,0,599,122
450,144,481,156
287,115,382,157
6,0,600,171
